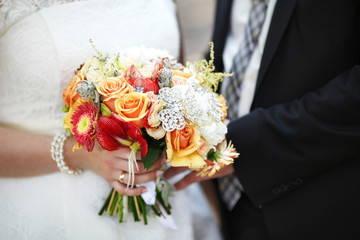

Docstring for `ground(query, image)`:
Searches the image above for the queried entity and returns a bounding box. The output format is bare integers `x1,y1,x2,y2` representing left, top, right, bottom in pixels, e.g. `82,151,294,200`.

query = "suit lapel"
212,0,233,72
255,0,297,95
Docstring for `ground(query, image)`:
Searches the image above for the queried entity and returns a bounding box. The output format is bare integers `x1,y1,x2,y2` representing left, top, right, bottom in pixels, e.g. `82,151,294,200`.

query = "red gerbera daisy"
71,101,99,152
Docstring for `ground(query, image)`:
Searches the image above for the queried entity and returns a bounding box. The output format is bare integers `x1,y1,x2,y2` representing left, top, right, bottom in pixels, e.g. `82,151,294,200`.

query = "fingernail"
141,188,148,194
156,170,164,178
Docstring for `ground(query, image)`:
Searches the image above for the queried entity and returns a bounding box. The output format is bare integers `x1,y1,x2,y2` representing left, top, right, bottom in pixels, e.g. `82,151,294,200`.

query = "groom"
166,0,360,239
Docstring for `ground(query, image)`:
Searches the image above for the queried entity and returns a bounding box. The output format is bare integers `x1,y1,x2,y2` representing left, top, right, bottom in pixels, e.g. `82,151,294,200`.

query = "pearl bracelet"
50,130,83,175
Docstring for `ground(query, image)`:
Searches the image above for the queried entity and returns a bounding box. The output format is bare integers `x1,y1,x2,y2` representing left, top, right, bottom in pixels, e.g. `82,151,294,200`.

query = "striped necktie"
220,0,268,211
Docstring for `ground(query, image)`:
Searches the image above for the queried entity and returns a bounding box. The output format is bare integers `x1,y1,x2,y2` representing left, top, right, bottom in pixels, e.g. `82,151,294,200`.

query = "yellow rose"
97,76,133,112
166,124,206,170
114,92,151,128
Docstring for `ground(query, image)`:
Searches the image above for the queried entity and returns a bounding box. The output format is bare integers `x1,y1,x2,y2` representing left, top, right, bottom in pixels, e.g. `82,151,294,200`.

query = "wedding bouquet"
61,42,239,226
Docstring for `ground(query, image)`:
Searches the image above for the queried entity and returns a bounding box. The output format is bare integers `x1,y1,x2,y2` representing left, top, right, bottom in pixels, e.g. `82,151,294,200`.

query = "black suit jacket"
212,0,360,239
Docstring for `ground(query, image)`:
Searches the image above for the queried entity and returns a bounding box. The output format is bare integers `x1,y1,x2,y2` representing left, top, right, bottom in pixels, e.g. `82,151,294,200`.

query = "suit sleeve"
227,65,360,207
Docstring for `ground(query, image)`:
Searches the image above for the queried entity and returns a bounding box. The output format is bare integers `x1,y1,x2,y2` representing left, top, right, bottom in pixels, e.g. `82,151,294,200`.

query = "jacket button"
294,178,303,185
272,187,281,194
279,184,288,192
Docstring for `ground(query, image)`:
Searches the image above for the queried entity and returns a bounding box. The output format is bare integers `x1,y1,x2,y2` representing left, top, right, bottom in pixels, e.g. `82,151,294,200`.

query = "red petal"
143,78,159,94
138,137,148,158
205,159,215,166
121,119,148,158
97,113,148,157
71,101,98,152
96,115,128,151
151,62,163,79
132,77,144,88
125,65,143,85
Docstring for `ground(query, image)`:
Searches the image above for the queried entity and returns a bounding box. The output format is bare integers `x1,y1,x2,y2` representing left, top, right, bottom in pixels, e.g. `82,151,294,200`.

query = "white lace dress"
0,1,222,239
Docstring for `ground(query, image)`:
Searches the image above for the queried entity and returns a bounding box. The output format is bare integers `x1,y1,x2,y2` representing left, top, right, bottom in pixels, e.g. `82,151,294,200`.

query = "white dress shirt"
222,0,277,117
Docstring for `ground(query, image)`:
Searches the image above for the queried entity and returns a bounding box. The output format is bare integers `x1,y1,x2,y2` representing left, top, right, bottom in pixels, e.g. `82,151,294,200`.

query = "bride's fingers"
111,147,142,161
173,165,235,190
172,171,202,191
113,157,166,174
163,166,188,180
111,180,147,196
133,157,166,173
115,170,160,186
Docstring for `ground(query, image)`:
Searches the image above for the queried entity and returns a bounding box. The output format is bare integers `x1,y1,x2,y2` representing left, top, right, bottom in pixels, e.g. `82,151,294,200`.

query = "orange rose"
63,73,84,107
166,124,206,170
97,76,133,112
114,92,151,128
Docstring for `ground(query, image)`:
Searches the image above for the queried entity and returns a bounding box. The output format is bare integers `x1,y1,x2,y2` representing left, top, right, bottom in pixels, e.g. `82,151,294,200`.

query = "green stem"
109,192,119,216
130,197,140,222
150,205,161,217
138,196,147,225
98,188,113,216
118,195,123,223
156,190,171,215
155,203,164,217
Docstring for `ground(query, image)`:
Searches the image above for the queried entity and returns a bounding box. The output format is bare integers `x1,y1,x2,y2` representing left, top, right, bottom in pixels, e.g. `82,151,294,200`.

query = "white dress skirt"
0,0,222,239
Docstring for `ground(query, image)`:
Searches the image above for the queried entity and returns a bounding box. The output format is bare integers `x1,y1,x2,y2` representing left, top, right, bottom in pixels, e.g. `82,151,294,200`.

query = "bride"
0,0,221,239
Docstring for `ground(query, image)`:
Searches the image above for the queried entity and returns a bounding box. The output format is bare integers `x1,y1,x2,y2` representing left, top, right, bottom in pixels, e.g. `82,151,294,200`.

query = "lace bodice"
0,0,179,126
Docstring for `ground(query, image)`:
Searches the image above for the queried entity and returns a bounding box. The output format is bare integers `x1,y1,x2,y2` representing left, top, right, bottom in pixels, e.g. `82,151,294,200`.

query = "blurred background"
177,0,216,62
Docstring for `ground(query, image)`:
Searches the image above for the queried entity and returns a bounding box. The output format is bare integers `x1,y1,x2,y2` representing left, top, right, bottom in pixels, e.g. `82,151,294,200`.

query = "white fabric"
0,1,222,239
222,0,277,117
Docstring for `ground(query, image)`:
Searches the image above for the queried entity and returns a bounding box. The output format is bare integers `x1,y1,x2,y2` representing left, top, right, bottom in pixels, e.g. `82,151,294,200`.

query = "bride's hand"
163,164,234,191
66,139,164,196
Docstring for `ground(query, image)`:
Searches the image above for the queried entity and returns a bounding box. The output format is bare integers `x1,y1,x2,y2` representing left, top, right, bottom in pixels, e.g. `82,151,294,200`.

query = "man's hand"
163,164,235,190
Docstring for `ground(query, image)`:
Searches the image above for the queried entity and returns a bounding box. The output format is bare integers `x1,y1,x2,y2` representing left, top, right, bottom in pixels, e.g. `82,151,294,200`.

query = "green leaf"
141,130,166,170
207,149,222,162
100,103,111,117
142,145,162,170
62,106,70,113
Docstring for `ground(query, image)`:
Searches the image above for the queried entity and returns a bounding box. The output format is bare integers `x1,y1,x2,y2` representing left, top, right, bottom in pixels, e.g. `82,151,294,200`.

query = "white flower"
112,46,174,65
199,120,227,147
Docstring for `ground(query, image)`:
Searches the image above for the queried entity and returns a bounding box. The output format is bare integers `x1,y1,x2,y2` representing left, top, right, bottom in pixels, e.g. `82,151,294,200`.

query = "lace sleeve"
0,0,84,36
0,0,11,35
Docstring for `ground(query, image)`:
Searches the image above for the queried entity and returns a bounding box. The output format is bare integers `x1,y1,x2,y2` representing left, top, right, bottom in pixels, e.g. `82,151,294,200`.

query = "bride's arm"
0,126,58,176
0,126,162,195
